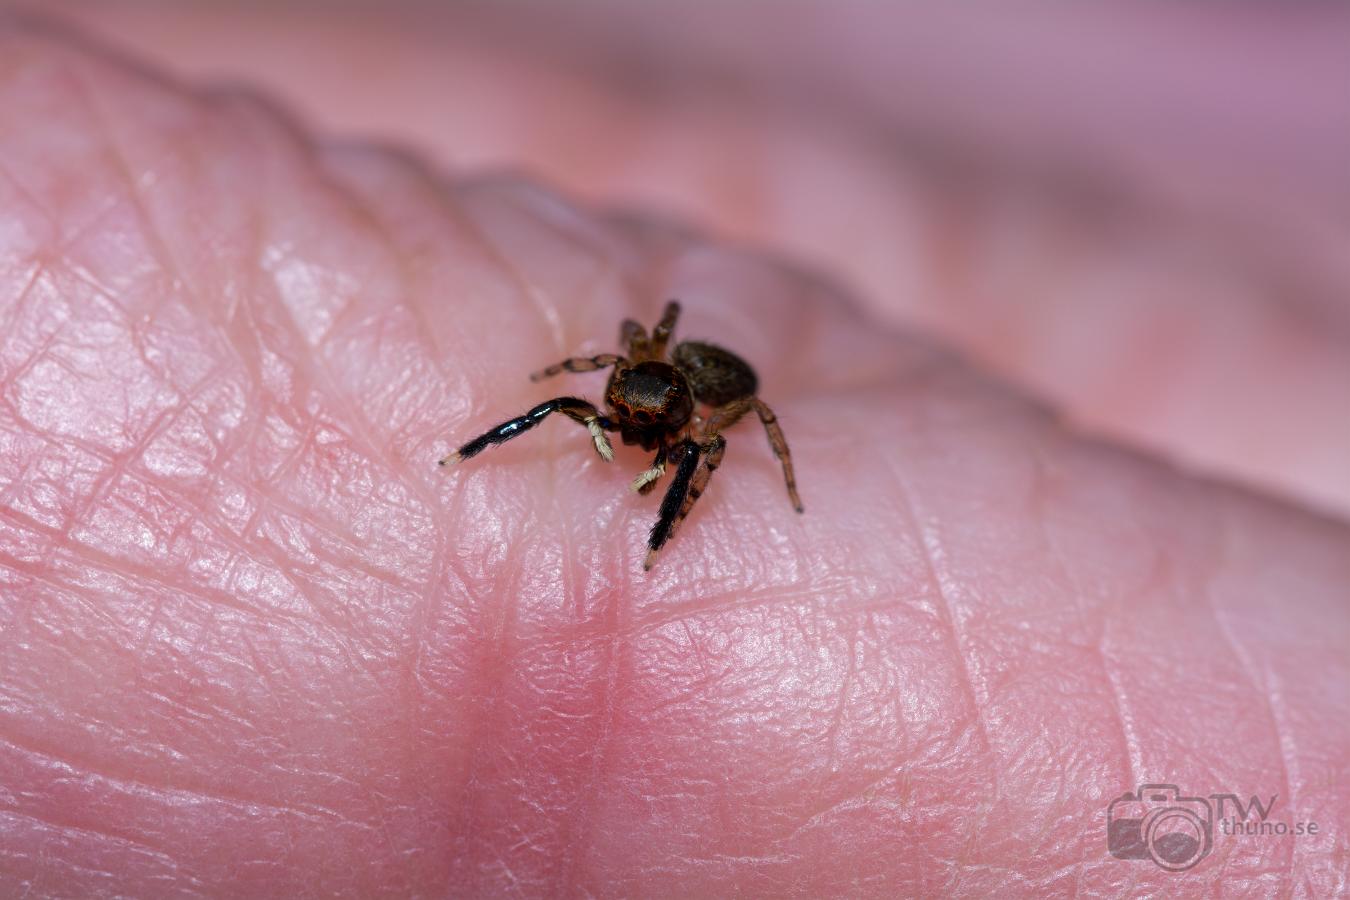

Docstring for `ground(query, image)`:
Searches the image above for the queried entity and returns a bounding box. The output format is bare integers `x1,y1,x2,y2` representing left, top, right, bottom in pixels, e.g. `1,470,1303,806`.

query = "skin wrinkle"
0,729,340,829
880,450,1001,806
63,56,178,308
296,154,470,745
445,520,521,890
0,536,111,650
6,807,180,869
549,367,604,892
440,174,600,847
421,169,655,895
1262,666,1303,889
1,270,60,403
312,148,453,389
819,627,859,781
625,574,844,641
550,307,648,889
557,591,628,895
1205,509,1297,882
15,499,273,637
431,173,568,360
1183,497,1327,878
8,83,298,657
0,50,442,874
1026,445,1140,800
231,158,454,697
1097,623,1145,794
464,178,625,355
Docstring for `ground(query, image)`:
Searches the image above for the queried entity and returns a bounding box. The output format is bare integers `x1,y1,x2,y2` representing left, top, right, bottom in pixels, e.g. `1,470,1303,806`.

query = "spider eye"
634,409,653,424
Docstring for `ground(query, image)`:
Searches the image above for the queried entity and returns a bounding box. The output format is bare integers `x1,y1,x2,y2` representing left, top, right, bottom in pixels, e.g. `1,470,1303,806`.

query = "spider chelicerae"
438,301,803,569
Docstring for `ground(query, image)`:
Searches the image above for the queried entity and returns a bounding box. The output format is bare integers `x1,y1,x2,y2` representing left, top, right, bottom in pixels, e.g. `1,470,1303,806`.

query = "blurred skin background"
42,0,1350,520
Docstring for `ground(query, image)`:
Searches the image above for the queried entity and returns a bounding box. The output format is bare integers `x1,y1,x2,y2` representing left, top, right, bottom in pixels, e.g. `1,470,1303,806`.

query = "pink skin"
0,13,1348,900
48,0,1350,517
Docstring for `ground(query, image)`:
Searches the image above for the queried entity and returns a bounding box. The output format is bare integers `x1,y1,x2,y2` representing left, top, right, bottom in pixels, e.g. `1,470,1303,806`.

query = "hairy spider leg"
439,396,616,467
620,319,648,357
647,300,682,359
529,353,625,382
704,396,804,513
751,398,804,513
656,433,727,557
630,444,668,495
644,438,703,568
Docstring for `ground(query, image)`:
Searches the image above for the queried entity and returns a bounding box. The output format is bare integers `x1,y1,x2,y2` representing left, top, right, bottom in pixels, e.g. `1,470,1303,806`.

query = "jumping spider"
438,301,803,569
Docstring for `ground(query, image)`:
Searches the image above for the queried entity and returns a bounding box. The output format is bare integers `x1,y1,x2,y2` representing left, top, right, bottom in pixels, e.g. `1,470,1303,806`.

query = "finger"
0,25,1346,900
51,2,1350,516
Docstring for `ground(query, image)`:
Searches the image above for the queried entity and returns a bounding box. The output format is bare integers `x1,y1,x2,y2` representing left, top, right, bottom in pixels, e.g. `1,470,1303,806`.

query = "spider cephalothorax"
605,360,694,450
439,301,802,569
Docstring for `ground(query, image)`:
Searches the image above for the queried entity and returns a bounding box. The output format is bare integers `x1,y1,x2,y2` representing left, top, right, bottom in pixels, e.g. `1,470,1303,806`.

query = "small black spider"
438,301,803,569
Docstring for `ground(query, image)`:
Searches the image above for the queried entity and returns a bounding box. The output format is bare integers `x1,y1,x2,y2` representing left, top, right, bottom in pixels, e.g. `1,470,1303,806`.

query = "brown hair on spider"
438,300,802,570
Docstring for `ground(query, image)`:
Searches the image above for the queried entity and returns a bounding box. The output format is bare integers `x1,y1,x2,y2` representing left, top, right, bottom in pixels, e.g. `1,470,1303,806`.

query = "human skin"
0,14,1348,900
44,0,1350,518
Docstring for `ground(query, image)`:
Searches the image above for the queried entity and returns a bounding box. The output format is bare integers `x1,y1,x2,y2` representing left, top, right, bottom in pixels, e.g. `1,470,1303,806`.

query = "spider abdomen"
672,341,759,407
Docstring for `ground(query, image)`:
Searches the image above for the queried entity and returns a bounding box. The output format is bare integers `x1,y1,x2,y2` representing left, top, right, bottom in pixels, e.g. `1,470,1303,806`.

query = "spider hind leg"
648,300,681,359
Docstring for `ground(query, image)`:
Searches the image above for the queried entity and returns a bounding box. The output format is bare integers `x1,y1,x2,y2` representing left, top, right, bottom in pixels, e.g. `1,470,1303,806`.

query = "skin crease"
0,17,1347,900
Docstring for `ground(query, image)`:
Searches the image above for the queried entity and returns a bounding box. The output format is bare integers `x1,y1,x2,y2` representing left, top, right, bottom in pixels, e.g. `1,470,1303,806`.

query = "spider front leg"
643,434,726,570
439,396,615,467
529,353,624,382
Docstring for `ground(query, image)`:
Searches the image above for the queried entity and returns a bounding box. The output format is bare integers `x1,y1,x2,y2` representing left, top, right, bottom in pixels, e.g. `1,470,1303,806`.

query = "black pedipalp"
446,397,608,463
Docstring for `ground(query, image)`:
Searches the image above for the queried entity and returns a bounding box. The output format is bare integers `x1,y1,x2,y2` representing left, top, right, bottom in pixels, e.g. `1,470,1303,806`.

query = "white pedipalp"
586,417,614,461
630,461,665,492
